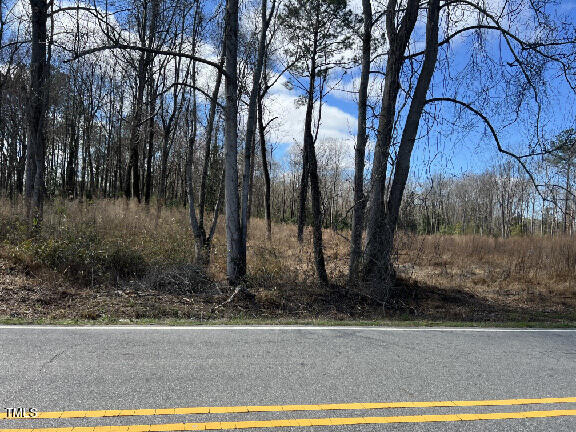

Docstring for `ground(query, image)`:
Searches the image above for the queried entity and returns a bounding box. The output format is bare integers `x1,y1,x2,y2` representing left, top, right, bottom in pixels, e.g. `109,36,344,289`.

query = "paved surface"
0,326,575,431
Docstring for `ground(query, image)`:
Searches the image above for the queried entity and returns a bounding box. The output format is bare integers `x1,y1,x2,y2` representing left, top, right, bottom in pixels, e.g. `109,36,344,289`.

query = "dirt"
1,257,574,324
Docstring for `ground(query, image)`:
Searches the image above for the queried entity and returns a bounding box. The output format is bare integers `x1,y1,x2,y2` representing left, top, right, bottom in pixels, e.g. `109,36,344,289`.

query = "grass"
1,317,575,328
0,198,575,325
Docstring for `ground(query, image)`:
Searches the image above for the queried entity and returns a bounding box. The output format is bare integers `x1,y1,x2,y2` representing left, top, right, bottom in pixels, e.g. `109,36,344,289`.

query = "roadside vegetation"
1,199,574,325
1,0,576,327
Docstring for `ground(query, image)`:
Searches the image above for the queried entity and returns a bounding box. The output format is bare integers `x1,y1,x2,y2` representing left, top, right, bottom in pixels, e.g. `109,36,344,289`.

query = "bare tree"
357,0,574,299
223,0,242,284
26,0,50,225
279,0,355,284
348,0,372,283
239,0,276,276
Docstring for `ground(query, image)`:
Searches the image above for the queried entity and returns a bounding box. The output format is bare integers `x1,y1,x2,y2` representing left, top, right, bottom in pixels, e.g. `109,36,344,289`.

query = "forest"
0,0,575,324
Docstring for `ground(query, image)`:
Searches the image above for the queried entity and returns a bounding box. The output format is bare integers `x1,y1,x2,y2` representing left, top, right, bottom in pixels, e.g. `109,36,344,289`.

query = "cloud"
266,87,356,141
262,81,359,170
5,0,361,167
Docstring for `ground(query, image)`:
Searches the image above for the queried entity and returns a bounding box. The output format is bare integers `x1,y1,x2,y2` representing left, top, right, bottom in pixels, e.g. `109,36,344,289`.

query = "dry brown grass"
0,198,575,323
395,233,576,317
399,234,576,280
0,199,348,284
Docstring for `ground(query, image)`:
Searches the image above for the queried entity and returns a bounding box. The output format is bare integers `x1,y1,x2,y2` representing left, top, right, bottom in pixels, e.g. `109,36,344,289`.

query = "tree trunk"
84,118,95,199
239,0,273,276
348,0,372,282
564,165,571,234
143,0,161,205
185,5,221,267
247,132,256,222
363,0,440,298
362,0,419,294
223,0,242,285
125,0,158,203
258,96,272,239
26,0,49,225
297,143,309,243
65,111,79,199
185,74,209,265
302,29,328,285
307,132,328,285
124,52,146,202
199,45,225,228
144,79,157,205
156,129,171,216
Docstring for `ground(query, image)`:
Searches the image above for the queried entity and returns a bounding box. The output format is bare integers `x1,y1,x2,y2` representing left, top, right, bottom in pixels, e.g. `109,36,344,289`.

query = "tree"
356,0,573,299
143,0,162,205
239,0,277,276
279,0,355,284
223,0,242,284
348,0,372,282
124,0,160,202
547,129,576,234
361,0,425,295
26,0,50,225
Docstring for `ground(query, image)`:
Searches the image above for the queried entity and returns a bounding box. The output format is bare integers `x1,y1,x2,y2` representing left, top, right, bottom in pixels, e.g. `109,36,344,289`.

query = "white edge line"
0,325,575,331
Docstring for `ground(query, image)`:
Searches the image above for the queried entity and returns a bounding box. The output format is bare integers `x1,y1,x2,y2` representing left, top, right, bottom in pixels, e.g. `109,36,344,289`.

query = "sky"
261,0,576,183
3,0,576,184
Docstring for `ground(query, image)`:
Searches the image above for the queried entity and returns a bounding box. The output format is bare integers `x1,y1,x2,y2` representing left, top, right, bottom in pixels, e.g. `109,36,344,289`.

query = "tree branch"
64,43,227,77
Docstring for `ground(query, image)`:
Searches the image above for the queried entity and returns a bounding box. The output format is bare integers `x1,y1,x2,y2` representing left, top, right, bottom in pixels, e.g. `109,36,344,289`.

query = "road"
0,326,575,431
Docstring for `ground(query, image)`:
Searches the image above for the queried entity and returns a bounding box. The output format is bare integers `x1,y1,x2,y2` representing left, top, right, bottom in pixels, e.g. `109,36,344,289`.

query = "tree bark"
185,67,207,265
348,0,372,282
26,0,49,225
247,132,256,221
258,96,272,239
125,0,158,203
223,0,242,285
307,130,328,284
301,27,328,285
297,143,310,243
362,0,419,294
65,107,79,199
199,44,225,229
185,4,222,267
239,0,274,276
144,79,156,205
124,52,146,202
363,0,440,298
564,165,571,234
156,125,172,213
143,0,160,206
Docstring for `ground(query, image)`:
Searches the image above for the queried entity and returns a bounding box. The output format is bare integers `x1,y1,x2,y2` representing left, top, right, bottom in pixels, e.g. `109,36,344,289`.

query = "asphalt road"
1,326,576,431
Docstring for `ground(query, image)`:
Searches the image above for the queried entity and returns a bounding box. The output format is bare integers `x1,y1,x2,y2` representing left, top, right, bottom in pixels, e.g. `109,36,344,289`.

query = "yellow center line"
1,397,575,420
0,409,576,431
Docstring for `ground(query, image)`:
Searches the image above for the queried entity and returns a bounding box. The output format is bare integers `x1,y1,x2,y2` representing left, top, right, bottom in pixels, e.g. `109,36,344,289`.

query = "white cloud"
263,81,359,170
266,90,356,142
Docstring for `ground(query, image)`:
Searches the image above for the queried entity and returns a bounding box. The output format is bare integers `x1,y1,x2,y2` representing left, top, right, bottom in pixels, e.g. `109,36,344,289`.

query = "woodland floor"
0,200,575,325
1,257,574,325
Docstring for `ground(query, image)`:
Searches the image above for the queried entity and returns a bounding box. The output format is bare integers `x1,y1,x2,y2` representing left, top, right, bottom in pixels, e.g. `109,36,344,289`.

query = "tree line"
0,0,575,299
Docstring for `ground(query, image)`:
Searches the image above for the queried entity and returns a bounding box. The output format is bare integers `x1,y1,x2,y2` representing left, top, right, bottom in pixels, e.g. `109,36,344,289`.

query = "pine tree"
279,0,356,284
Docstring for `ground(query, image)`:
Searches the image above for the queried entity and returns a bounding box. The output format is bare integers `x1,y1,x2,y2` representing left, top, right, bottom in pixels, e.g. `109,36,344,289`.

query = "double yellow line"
1,397,576,431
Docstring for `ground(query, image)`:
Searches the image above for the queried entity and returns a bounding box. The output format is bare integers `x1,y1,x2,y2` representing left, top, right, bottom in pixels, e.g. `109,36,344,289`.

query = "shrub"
10,225,147,284
104,244,147,279
0,216,28,244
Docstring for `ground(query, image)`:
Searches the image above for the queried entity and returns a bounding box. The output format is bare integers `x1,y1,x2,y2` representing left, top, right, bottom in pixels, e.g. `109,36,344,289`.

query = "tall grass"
398,234,576,283
0,198,574,293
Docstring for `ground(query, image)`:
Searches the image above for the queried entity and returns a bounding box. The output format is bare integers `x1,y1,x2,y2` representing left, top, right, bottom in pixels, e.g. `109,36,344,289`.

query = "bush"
0,216,28,244
11,226,147,284
104,244,147,279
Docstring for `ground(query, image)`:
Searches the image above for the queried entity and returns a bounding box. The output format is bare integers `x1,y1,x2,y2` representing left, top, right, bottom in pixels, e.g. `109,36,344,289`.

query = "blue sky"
266,1,576,183
6,0,574,183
